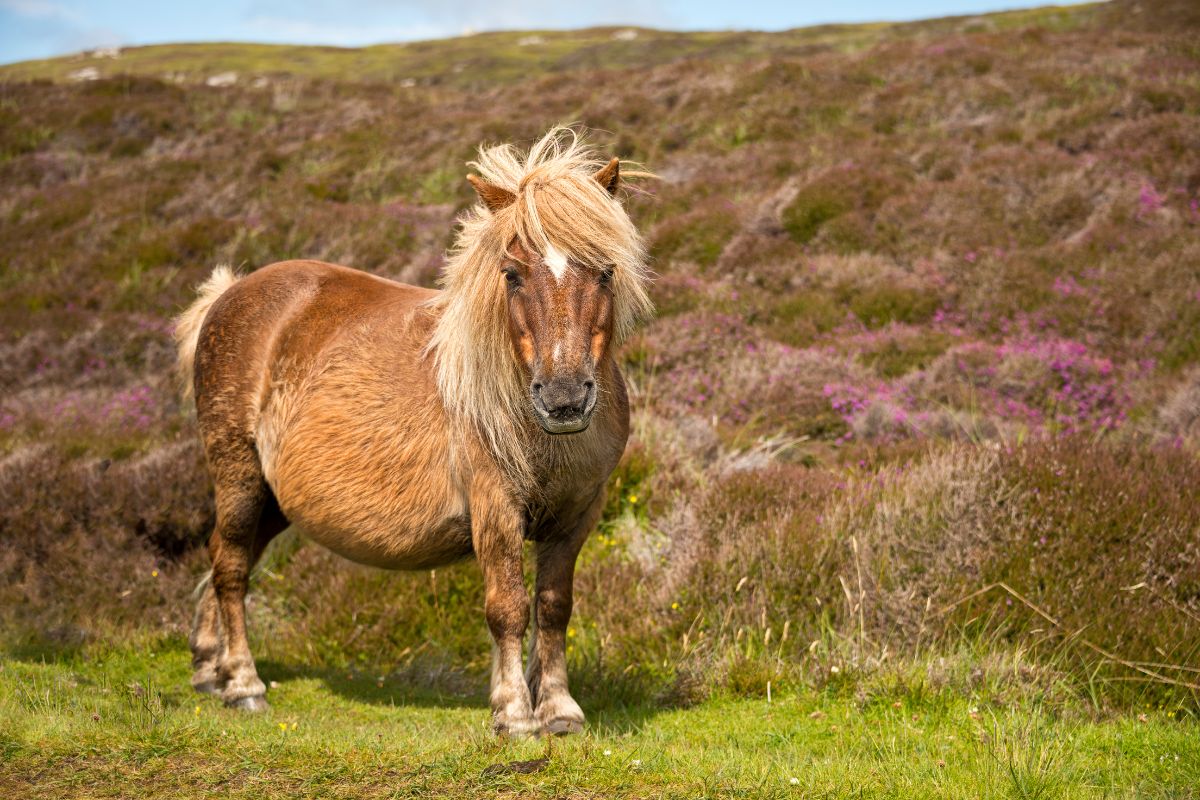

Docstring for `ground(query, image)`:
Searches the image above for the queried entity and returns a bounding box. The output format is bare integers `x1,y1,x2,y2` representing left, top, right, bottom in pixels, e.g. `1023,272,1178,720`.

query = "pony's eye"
598,269,613,286
503,268,522,287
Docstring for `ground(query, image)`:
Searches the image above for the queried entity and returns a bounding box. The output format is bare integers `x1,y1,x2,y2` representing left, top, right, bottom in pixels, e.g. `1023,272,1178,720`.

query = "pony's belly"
292,513,473,570
257,361,472,570
262,417,475,570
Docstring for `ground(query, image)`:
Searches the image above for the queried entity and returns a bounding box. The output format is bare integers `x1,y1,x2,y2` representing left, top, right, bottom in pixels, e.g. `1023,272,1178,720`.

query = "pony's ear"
467,174,516,212
593,157,620,196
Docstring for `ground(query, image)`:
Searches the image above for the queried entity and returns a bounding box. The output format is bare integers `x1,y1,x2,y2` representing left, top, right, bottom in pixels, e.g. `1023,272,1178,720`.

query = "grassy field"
5,643,1199,799
3,0,1200,795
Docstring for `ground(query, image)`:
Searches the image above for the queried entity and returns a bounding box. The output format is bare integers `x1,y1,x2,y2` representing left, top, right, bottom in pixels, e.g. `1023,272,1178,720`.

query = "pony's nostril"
583,380,594,390
532,382,544,392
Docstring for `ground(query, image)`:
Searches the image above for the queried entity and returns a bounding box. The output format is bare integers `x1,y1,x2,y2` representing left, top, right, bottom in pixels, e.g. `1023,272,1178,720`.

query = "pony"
174,128,653,737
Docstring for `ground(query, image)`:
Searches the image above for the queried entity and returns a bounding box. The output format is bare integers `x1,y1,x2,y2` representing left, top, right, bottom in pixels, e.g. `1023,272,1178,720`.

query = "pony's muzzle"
531,377,596,434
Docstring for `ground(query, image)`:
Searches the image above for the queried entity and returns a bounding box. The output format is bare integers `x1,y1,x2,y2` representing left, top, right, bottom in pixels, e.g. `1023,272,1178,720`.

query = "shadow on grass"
0,638,89,665
252,657,669,733
254,656,488,711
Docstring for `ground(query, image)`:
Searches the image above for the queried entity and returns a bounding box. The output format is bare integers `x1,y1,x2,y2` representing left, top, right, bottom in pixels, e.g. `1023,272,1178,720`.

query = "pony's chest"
522,461,618,540
521,414,627,537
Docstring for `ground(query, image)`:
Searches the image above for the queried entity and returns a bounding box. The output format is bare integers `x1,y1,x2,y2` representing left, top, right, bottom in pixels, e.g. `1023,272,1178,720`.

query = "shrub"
781,184,848,244
0,441,213,649
649,200,741,269
988,437,1200,704
780,159,912,251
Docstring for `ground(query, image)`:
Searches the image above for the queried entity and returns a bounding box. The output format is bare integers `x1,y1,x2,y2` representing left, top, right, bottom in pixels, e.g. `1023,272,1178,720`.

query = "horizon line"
0,1,1098,69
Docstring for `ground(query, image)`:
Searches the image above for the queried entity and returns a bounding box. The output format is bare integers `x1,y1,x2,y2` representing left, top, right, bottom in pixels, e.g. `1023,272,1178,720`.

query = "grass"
4,643,1198,799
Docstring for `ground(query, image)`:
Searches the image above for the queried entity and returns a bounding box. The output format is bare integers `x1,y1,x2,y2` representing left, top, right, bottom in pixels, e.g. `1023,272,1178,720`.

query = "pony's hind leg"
205,447,288,711
190,493,287,699
189,574,222,694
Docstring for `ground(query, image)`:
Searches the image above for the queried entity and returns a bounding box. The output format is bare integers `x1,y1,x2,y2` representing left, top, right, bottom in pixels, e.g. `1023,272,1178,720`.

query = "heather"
2,1,1200,795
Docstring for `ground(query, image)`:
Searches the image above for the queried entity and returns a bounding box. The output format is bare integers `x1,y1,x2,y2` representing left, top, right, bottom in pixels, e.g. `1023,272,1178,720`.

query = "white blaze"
544,245,568,283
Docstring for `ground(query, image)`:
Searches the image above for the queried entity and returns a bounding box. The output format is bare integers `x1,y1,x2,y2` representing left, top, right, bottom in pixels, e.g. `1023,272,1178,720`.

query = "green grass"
3,644,1198,798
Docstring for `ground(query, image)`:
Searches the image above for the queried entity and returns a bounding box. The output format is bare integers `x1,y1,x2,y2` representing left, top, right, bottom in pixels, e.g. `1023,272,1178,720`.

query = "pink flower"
1138,184,1165,215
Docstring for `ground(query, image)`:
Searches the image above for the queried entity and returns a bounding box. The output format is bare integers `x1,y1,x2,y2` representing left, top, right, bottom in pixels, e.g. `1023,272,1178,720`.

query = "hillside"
0,6,1095,85
2,2,1200,795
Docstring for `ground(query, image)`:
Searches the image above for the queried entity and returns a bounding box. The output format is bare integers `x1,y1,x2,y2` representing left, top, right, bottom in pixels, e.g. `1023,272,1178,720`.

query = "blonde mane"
426,127,654,487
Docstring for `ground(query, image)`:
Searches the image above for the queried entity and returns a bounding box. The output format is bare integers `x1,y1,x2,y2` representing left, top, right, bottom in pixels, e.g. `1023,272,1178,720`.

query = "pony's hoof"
494,717,539,739
535,694,585,736
226,694,269,712
540,717,584,737
191,662,223,695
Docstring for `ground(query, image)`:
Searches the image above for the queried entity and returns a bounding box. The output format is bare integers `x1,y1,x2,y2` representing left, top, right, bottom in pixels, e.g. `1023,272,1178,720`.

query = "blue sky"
1,0,1087,65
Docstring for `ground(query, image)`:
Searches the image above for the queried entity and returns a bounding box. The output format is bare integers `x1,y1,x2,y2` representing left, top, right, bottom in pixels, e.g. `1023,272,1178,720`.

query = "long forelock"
426,127,654,487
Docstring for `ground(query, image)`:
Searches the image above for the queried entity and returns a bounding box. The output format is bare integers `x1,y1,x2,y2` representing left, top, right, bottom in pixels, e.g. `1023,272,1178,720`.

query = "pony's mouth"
535,413,593,435
531,383,597,435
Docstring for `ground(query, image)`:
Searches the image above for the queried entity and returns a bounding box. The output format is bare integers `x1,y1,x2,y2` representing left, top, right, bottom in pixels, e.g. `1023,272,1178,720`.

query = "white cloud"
0,0,84,24
0,0,126,62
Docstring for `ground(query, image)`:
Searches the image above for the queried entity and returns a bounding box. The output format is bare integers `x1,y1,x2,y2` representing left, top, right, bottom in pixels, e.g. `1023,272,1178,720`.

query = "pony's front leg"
526,493,602,736
471,476,537,737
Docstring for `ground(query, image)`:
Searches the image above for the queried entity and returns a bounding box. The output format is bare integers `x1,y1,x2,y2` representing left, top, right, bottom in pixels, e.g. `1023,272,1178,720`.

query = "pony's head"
429,128,653,475
490,233,612,434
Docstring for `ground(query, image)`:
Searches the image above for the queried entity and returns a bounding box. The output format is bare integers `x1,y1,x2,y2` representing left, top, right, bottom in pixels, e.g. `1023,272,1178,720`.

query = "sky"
1,0,1090,65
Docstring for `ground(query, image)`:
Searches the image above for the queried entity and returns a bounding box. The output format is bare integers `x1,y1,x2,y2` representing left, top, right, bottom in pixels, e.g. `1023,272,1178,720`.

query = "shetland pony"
174,128,653,736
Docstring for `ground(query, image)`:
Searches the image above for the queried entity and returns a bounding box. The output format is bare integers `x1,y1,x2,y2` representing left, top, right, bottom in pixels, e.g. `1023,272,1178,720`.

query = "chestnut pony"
174,129,653,736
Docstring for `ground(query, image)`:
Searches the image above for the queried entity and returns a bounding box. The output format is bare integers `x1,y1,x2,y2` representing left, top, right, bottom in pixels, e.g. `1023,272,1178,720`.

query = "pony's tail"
192,569,212,600
174,265,239,402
